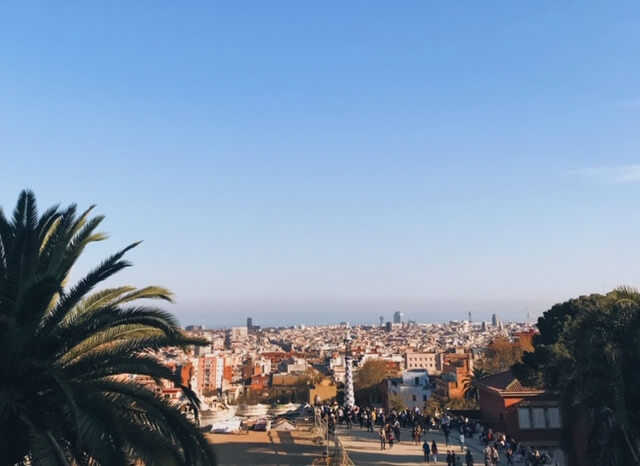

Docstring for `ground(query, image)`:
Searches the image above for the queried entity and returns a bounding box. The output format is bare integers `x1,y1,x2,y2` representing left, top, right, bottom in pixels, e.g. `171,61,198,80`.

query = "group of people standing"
421,440,475,465
377,420,400,449
316,401,554,466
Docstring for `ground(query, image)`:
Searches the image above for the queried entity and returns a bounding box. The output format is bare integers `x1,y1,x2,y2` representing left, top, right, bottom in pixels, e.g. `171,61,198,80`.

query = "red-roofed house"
478,371,570,465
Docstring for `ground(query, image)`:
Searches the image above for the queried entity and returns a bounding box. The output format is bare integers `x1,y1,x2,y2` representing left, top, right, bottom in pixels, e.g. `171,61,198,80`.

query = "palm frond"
0,192,215,465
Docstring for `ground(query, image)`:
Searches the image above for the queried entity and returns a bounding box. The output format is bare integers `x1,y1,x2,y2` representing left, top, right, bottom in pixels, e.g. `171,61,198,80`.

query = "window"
415,377,420,385
519,407,562,429
423,395,427,401
412,395,417,401
518,408,531,429
532,408,546,428
547,407,562,428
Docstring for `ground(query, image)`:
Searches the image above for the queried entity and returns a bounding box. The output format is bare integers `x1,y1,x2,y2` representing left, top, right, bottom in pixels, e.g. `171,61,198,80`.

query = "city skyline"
191,308,532,329
2,2,640,324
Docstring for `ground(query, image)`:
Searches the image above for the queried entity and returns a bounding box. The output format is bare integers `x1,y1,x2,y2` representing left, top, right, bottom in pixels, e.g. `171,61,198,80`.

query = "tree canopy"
478,337,529,374
388,393,407,412
354,359,396,407
0,191,215,465
513,288,640,465
462,367,490,402
355,359,392,389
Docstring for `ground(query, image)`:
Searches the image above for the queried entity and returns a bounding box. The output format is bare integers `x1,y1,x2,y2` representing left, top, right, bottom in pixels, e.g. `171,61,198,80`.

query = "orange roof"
479,371,544,394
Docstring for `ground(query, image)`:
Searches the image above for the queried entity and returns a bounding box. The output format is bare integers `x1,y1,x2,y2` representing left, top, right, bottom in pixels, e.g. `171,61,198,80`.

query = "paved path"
208,426,325,465
336,425,511,465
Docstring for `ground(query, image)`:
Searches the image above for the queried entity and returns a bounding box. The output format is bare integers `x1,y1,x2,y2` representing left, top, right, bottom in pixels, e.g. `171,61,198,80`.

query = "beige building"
404,352,442,374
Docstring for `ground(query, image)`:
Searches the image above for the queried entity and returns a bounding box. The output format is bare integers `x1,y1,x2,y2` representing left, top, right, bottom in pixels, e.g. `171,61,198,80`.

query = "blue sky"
2,2,640,326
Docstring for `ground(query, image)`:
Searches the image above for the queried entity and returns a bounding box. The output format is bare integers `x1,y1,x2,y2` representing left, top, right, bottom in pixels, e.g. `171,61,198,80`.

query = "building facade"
387,369,431,410
477,371,572,466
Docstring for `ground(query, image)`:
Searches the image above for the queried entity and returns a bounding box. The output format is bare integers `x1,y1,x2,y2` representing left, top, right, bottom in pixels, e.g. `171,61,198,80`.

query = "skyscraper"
491,313,499,327
393,311,403,324
247,317,253,330
379,316,384,326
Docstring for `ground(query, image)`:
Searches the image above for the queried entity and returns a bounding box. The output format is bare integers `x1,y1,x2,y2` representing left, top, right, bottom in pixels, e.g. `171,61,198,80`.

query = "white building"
230,326,248,341
387,369,431,410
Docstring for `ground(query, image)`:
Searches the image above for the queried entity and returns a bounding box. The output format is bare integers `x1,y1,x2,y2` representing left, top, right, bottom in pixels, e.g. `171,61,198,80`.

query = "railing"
312,411,355,466
333,434,355,466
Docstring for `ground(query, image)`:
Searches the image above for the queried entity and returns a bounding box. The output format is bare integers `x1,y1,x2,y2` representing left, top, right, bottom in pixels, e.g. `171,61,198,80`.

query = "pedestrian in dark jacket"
447,450,454,466
422,440,430,462
465,448,474,466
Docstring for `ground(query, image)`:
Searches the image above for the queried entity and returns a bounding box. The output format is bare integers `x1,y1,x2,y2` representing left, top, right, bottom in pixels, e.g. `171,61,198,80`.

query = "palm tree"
0,191,215,465
462,367,490,402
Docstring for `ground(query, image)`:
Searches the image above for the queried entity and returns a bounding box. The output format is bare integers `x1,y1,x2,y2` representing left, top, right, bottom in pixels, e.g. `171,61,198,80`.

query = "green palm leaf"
0,191,215,465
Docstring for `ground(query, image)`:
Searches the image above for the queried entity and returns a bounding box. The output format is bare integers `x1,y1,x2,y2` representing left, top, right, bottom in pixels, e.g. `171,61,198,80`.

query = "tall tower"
343,329,355,408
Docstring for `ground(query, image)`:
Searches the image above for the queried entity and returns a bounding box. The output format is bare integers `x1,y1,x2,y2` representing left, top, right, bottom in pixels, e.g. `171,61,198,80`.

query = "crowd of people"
315,402,556,466
480,429,554,465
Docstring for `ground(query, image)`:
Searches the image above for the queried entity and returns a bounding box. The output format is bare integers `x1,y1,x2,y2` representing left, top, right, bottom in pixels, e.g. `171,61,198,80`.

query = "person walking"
388,429,395,449
465,448,474,466
422,440,431,462
483,445,493,466
394,420,401,444
447,450,454,466
379,427,386,450
459,431,465,452
490,446,499,466
506,447,514,465
431,440,438,463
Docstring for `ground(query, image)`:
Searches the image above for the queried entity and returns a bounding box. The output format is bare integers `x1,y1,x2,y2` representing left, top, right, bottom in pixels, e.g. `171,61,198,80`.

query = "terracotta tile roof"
480,370,542,393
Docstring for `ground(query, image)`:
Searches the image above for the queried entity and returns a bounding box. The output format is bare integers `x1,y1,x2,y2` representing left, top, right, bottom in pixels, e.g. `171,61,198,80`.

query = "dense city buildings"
133,315,589,464
147,317,533,408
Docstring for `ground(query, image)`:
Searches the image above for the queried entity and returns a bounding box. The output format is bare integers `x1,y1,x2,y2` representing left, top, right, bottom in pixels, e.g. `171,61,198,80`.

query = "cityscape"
2,2,640,466
137,314,549,464
169,312,527,405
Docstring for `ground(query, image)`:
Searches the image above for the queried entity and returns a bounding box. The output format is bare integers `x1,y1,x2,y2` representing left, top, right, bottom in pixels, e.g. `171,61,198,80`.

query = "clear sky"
2,2,640,326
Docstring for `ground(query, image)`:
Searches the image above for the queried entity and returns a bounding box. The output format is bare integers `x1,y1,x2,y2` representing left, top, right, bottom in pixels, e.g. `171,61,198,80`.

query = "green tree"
424,395,444,417
445,397,478,411
388,393,407,412
513,289,640,465
0,191,215,465
354,360,395,406
462,367,490,402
